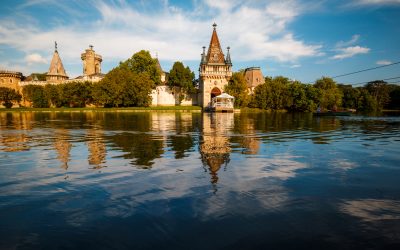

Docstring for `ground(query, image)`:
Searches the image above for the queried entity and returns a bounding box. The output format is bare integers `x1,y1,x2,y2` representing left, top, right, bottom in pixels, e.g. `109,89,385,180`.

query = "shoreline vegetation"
1,50,400,112
0,106,202,112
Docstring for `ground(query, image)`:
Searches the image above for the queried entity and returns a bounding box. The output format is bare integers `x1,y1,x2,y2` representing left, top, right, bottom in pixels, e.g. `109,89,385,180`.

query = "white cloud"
352,0,400,5
376,60,392,65
331,46,370,60
335,34,360,48
0,0,323,76
25,53,48,65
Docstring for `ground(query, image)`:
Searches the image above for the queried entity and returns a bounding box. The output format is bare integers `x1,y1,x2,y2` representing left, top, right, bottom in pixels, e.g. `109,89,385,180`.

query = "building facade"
199,23,232,108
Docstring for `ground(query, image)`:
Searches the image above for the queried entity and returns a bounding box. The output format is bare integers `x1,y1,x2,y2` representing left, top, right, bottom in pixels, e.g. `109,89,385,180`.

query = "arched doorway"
211,87,221,100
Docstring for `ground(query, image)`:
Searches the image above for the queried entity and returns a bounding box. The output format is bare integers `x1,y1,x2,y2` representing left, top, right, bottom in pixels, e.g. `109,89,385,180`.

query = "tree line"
224,72,400,112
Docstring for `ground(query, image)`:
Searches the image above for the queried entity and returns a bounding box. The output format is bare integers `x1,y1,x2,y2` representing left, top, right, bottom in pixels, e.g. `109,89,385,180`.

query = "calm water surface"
0,111,399,249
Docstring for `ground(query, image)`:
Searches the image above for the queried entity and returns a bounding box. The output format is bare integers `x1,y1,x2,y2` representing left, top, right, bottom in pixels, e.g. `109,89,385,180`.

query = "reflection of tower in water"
87,129,106,168
54,129,72,170
200,113,233,186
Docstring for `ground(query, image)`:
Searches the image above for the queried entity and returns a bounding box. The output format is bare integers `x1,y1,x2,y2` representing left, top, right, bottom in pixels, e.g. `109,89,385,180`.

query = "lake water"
0,111,400,249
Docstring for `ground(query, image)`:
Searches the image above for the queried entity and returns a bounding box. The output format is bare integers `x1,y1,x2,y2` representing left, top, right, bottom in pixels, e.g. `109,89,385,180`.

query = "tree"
0,87,22,108
251,78,272,109
338,84,360,109
93,65,153,107
269,76,290,109
22,85,48,108
168,61,196,104
59,82,93,107
314,77,343,110
224,72,250,108
287,81,308,111
44,84,62,107
122,50,161,86
365,80,390,110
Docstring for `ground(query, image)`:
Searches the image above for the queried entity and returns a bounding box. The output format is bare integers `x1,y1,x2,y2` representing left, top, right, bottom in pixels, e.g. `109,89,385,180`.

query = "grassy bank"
0,106,203,112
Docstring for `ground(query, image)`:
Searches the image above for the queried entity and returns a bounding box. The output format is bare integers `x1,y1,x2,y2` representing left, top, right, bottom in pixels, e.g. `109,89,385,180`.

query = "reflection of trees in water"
108,132,164,168
167,112,200,159
231,113,259,154
169,135,194,159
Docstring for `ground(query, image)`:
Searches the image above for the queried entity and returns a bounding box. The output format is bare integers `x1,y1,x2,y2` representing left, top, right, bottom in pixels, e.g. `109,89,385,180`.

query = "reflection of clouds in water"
331,159,358,171
238,153,307,181
199,153,308,218
340,199,400,222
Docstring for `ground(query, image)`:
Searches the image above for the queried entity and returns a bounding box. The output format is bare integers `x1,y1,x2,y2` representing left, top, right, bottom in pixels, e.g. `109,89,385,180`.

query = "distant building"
46,42,69,83
199,23,232,108
244,67,264,93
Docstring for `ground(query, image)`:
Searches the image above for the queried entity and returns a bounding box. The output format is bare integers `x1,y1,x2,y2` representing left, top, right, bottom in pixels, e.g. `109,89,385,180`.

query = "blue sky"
0,0,399,85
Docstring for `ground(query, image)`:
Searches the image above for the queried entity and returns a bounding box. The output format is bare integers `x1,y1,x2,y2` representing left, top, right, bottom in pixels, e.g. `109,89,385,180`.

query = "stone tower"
81,45,102,76
46,41,69,82
199,23,232,108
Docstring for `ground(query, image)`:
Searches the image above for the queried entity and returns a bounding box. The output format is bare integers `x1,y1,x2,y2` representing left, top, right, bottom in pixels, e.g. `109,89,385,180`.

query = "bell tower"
199,23,232,108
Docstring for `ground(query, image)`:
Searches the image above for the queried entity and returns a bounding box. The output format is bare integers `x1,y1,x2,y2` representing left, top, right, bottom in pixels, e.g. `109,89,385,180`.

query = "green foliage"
44,84,62,107
251,82,271,109
122,50,161,86
224,72,250,108
314,77,343,110
93,66,153,107
168,61,196,104
22,85,49,108
365,80,390,110
59,82,93,107
0,87,22,108
287,81,308,111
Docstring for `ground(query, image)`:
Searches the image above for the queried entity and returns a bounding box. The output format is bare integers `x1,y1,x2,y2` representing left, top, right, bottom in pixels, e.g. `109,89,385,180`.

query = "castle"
1,23,264,108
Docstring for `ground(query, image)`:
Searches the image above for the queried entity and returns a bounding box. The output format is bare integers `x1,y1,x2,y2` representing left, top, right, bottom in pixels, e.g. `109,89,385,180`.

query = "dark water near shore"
0,111,400,250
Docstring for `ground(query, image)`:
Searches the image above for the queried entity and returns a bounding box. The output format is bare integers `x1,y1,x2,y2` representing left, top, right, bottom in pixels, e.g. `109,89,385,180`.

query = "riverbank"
0,106,203,112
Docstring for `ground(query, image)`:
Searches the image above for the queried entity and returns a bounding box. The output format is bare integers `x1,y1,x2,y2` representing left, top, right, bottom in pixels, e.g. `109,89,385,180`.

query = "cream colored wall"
151,85,197,106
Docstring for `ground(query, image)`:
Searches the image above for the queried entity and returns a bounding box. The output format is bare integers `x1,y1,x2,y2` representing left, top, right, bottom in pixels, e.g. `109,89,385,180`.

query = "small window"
10,79,12,83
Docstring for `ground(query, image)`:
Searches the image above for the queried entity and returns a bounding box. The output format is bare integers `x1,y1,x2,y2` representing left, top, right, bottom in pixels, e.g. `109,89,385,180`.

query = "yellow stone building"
199,23,232,108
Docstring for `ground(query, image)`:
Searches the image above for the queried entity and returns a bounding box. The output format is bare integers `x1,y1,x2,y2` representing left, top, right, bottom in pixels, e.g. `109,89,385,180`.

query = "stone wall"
151,85,198,106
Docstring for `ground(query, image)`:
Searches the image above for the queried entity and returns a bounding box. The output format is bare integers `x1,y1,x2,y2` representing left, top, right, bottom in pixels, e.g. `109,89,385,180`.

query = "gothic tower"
81,45,102,76
46,41,69,82
199,23,232,108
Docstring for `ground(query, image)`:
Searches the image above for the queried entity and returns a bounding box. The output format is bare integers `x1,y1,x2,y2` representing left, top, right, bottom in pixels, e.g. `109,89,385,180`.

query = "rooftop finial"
227,46,230,51
202,46,206,54
55,41,58,51
89,45,93,50
212,23,217,30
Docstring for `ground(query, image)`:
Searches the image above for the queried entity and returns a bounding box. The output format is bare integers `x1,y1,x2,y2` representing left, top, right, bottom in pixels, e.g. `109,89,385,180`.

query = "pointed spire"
206,23,225,64
225,46,232,65
47,42,68,81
